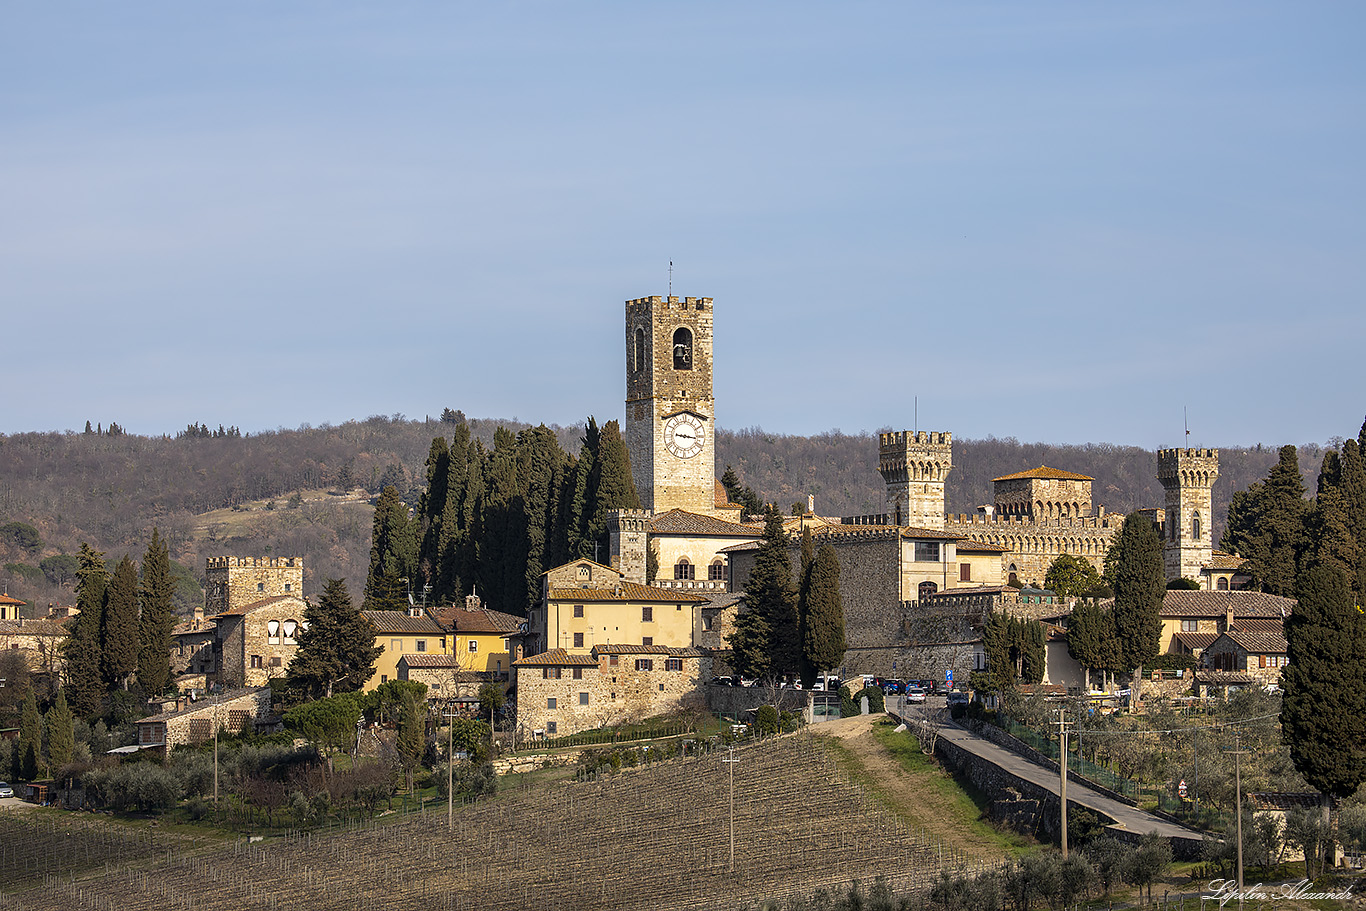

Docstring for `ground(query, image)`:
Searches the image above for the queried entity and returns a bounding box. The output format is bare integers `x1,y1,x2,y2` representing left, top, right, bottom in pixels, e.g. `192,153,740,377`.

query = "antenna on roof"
668,260,673,298
914,396,918,434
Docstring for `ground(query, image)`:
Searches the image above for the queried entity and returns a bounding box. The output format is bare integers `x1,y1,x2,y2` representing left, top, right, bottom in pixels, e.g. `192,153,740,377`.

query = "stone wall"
943,514,1121,585
139,688,273,753
205,556,303,615
212,596,305,688
993,477,1093,520
1158,448,1219,582
624,295,716,516
879,431,951,530
515,650,707,738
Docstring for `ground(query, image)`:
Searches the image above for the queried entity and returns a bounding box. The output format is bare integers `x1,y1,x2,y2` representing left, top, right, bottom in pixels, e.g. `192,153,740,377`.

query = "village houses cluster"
0,294,1292,746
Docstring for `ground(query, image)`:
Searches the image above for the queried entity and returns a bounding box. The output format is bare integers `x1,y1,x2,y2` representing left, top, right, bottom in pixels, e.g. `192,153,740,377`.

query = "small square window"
547,721,557,735
573,605,584,618
416,640,427,652
579,692,589,706
635,658,653,671
573,632,584,648
659,683,665,692
284,583,292,592
381,674,388,683
572,667,583,679
469,640,479,652
269,656,282,667
547,697,557,710
609,655,619,666
642,606,653,622
642,637,652,647
257,583,265,592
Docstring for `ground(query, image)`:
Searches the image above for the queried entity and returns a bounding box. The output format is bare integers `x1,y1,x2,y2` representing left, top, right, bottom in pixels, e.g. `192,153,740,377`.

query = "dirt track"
811,713,1009,863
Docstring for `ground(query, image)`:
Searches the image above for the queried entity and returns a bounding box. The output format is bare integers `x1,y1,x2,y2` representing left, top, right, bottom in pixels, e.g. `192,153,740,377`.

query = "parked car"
904,686,927,704
882,680,902,695
946,690,970,706
0,782,13,799
710,675,733,687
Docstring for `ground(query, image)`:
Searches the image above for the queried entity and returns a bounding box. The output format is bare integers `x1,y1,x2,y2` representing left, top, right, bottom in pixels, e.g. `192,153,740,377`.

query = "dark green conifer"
1282,566,1366,806
363,486,417,611
45,689,74,771
18,689,42,781
1107,513,1164,702
801,543,846,685
1339,438,1366,598
101,555,140,691
137,529,176,696
727,509,798,681
286,579,381,700
62,544,108,718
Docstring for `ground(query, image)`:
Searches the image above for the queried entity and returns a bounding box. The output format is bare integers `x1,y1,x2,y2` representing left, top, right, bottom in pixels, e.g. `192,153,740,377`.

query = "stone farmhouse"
0,617,67,684
513,644,704,739
429,594,524,678
133,687,274,757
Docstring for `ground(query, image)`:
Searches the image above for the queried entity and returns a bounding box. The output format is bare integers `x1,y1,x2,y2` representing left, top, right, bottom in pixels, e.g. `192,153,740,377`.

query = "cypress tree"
1305,487,1357,584
286,579,382,700
586,420,640,550
477,436,526,614
1253,445,1309,596
137,529,176,696
416,437,451,594
63,544,108,718
518,425,571,612
796,527,816,685
1066,599,1104,691
566,418,600,560
1282,566,1366,807
1339,439,1366,599
802,543,846,685
979,609,1013,692
455,434,485,597
1019,618,1046,685
45,689,74,771
728,509,799,681
101,555,140,691
363,486,417,611
1108,513,1164,703
18,689,42,781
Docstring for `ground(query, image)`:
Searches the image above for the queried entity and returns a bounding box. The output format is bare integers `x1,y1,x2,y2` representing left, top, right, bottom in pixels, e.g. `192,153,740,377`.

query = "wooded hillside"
0,414,1329,616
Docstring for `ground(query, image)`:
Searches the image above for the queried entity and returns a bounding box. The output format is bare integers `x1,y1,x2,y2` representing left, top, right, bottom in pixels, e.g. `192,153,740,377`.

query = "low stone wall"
492,750,582,775
968,719,1138,808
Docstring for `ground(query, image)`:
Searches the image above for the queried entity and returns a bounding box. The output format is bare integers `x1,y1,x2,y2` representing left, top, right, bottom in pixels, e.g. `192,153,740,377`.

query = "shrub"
854,686,884,714
85,762,183,811
839,685,857,718
755,705,779,735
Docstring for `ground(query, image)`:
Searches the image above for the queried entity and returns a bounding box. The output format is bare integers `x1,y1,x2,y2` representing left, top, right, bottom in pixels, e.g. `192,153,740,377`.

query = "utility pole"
1055,708,1071,858
444,704,458,831
1226,734,1250,895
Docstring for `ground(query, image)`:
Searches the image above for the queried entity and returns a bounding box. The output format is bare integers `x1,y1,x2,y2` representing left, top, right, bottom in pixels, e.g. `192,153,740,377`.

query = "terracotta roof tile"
648,509,761,537
360,611,445,635
433,604,525,634
547,581,709,603
1173,632,1220,651
0,619,67,636
1097,590,1296,618
513,648,599,667
1222,629,1288,654
590,644,702,657
396,654,462,668
1204,551,1248,571
992,466,1094,482
0,593,25,606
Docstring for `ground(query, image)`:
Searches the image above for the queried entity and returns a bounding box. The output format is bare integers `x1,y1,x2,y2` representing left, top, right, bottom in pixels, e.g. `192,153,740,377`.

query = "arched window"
708,559,727,581
283,619,298,643
672,327,693,370
1192,512,1201,540
1217,577,1229,591
267,620,280,643
918,581,938,601
674,558,694,580
634,327,646,373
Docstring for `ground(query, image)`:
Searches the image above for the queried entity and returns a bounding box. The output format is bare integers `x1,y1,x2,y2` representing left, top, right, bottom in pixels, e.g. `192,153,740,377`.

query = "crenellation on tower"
1157,448,1219,583
608,509,652,586
205,556,304,617
879,430,952,529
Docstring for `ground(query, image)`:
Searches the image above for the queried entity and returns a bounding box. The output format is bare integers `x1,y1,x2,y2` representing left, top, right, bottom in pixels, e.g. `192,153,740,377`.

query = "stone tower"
1157,448,1219,583
205,556,303,616
608,509,651,585
879,431,952,529
624,295,716,514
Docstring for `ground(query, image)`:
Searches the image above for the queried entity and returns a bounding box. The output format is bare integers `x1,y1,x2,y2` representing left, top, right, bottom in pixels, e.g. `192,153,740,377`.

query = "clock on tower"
623,295,716,515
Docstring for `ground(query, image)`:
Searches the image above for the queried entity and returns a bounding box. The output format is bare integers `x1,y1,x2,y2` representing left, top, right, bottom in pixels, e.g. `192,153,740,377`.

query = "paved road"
894,699,1205,841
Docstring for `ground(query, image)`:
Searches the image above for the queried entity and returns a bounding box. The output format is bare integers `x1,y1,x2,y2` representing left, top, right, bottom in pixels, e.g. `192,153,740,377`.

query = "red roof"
547,581,708,603
992,466,1094,482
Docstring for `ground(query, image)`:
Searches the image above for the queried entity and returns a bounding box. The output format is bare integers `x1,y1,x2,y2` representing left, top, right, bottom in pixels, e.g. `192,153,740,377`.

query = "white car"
0,782,13,799
904,687,926,704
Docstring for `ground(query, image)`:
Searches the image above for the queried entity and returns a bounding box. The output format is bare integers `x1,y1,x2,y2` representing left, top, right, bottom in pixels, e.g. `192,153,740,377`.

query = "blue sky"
4,3,1364,448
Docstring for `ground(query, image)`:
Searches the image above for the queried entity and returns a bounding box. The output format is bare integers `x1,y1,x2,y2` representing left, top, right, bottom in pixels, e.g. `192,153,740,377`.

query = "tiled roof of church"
648,509,760,536
992,466,1094,482
547,581,709,603
1204,551,1247,570
1098,590,1295,618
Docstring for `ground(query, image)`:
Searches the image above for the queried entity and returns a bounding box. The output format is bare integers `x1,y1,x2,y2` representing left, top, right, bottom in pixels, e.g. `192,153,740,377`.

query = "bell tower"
624,295,716,514
879,431,952,529
1157,448,1219,584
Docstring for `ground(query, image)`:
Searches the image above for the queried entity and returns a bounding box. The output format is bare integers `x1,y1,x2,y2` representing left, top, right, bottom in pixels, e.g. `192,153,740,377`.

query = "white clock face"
665,413,705,459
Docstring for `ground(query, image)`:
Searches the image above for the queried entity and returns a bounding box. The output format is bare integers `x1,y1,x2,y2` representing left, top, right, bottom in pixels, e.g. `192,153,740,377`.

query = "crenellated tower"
1157,448,1219,583
624,295,716,514
879,431,952,529
608,508,652,586
205,556,303,616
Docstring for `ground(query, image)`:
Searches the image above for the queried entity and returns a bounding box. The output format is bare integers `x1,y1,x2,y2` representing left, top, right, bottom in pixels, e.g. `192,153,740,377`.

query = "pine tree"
45,689,74,771
1108,513,1164,703
1282,566,1366,808
363,486,417,611
62,544,108,717
801,543,846,685
137,529,176,696
286,579,382,700
18,689,42,781
101,555,140,691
